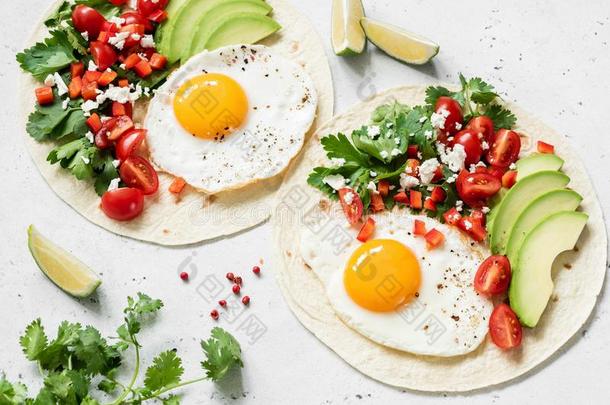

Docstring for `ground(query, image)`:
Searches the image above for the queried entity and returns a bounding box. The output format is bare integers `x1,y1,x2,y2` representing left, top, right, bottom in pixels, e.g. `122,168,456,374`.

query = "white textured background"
1,0,609,404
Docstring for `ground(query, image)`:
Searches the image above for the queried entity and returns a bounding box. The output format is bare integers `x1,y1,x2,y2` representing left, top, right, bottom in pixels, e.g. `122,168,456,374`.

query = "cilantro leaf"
16,30,76,81
0,374,28,405
200,327,243,381
424,86,452,106
93,154,120,196
19,319,48,361
480,104,517,130
144,350,184,392
73,326,121,376
320,133,370,167
75,0,122,19
43,372,72,400
162,394,182,405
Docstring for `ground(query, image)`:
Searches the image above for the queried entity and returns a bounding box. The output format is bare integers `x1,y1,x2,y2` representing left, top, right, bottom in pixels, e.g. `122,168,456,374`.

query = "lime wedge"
331,0,366,56
360,17,439,64
27,225,101,298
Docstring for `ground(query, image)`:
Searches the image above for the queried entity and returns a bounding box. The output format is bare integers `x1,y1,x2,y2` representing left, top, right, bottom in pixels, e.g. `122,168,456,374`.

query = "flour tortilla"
271,86,607,392
20,0,333,246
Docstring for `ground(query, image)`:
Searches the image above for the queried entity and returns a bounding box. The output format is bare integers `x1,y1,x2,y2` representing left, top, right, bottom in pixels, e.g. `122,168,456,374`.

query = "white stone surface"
1,0,609,403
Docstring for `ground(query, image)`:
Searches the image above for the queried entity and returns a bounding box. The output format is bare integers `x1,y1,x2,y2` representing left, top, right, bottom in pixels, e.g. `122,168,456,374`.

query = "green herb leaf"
320,133,370,167
19,319,48,361
0,373,28,404
424,86,452,106
144,350,184,392
162,394,182,405
200,327,243,381
481,104,517,130
16,30,76,81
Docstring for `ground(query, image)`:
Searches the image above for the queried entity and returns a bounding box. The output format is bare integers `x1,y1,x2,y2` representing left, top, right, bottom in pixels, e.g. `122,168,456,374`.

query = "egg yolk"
173,73,248,140
344,239,421,312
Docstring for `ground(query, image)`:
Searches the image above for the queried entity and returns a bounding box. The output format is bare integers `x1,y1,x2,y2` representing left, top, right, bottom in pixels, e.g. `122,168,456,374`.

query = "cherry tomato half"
457,172,501,207
119,156,159,195
90,41,118,71
72,5,107,38
489,304,523,349
137,0,169,16
466,115,495,144
452,129,483,166
486,129,521,168
474,255,511,295
101,187,144,221
115,129,146,162
120,11,153,32
434,96,463,137
338,188,363,225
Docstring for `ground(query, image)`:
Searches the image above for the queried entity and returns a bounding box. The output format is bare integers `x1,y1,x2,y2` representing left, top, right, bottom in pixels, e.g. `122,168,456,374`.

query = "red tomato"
115,129,146,162
137,0,169,16
90,41,118,71
502,170,518,189
434,96,463,137
489,304,522,349
356,217,376,242
452,129,483,166
72,5,107,38
458,172,501,204
121,11,153,32
119,156,159,195
466,115,495,144
338,188,363,225
109,0,128,5
474,255,511,295
101,188,144,221
485,166,506,181
486,129,521,168
537,140,555,154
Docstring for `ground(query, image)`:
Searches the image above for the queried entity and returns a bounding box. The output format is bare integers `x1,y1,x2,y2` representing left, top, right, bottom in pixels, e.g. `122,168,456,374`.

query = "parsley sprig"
0,293,243,405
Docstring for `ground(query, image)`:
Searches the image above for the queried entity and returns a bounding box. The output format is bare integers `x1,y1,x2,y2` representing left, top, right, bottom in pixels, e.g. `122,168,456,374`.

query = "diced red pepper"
95,117,118,149
118,79,130,88
443,207,462,225
407,144,419,158
86,113,103,133
409,190,423,209
35,86,54,105
148,9,168,23
458,216,487,242
413,219,427,236
424,197,437,212
357,217,376,242
537,141,555,154
471,209,486,227
149,53,167,70
393,191,409,204
108,116,134,140
84,70,102,83
502,170,518,189
98,70,118,86
68,76,82,99
101,21,118,33
124,53,142,70
430,186,446,203
424,228,445,250
406,159,419,177
70,62,84,79
112,101,133,117
370,192,385,212
169,177,187,194
134,59,152,78
377,180,390,198
81,81,98,101
97,31,112,43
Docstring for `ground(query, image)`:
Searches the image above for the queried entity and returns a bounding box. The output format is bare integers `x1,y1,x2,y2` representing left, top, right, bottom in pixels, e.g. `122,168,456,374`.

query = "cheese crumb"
107,178,121,191
419,158,439,185
368,125,381,138
399,173,420,189
323,174,346,191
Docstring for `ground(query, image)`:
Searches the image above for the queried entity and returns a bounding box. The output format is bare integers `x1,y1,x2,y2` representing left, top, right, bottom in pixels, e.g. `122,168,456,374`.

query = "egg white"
144,44,318,193
299,208,494,357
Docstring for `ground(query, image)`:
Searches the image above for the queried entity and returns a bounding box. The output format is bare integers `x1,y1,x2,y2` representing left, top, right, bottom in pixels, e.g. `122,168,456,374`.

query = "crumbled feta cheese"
455,200,464,212
85,131,94,144
131,33,141,41
463,219,473,230
482,206,491,214
367,181,377,193
328,157,346,168
509,162,517,170
437,142,467,172
430,107,450,129
88,60,98,71
343,191,355,204
419,158,439,185
481,141,489,150
44,74,55,87
112,159,121,168
96,84,142,105
140,35,155,48
109,16,126,27
323,174,346,190
379,150,389,159
119,63,127,70
368,125,381,138
391,148,401,157
81,100,99,114
109,31,131,50
53,72,68,96
62,98,69,110
419,116,427,123
81,31,89,41
369,171,377,177
455,122,462,130
476,161,487,167
81,156,90,164
394,138,400,145
424,130,434,139
446,174,458,184
107,178,121,191
399,172,420,189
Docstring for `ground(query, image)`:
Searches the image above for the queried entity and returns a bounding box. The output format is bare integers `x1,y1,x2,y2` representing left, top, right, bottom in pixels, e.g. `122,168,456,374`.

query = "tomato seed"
252,266,261,275
210,309,219,320
226,272,235,281
218,300,227,307
179,272,189,281
242,296,250,305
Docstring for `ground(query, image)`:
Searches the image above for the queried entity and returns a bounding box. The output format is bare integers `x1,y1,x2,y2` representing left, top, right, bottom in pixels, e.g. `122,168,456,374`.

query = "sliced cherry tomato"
137,0,169,16
474,255,511,295
430,186,446,203
72,5,106,38
35,87,54,105
90,41,118,71
108,116,134,140
486,129,521,168
101,187,144,221
424,228,445,250
537,140,555,154
407,145,419,158
443,207,462,225
423,197,437,212
489,304,522,349
502,170,518,189
148,9,168,23
434,96,463,137
466,115,495,144
121,11,153,32
458,172,501,205
120,156,159,195
409,190,423,209
413,219,427,236
338,188,363,225
485,165,506,181
115,129,146,161
109,0,128,5
452,129,483,166
356,217,375,242
393,191,409,204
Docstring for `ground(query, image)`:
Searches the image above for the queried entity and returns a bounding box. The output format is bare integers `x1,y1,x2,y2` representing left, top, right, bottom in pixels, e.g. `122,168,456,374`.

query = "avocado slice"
509,211,588,327
156,0,190,57
165,0,227,63
505,189,583,264
516,153,564,181
490,171,570,254
187,0,273,60
202,13,281,53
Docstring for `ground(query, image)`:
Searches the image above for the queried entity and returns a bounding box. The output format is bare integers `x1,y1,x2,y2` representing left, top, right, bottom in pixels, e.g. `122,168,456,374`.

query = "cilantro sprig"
0,293,243,404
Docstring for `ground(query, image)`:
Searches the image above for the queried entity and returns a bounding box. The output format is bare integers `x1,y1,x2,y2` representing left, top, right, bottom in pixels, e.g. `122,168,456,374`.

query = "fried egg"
144,45,318,193
299,208,493,357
